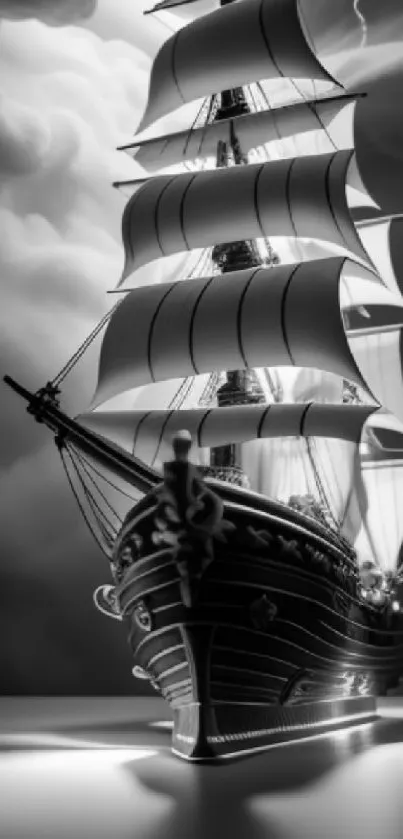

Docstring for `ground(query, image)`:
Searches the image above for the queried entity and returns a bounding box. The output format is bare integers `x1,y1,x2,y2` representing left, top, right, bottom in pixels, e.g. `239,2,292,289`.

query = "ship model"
5,0,403,761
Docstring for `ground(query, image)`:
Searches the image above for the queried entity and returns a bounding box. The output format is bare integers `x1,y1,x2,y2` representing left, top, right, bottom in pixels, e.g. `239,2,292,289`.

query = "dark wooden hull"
106,468,403,762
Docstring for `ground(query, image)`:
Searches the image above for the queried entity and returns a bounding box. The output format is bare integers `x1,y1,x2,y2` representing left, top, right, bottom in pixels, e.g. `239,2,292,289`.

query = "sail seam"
280,265,300,365
258,0,284,78
238,267,263,367
154,177,177,256
253,165,268,239
189,275,216,374
148,282,179,382
299,401,314,437
325,152,350,252
123,190,144,263
179,172,198,250
257,405,272,439
170,30,186,105
197,408,214,448
285,158,298,238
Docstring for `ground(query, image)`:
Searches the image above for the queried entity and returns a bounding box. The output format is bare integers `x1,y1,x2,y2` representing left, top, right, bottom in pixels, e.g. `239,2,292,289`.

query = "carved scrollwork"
112,532,144,583
249,593,278,631
133,600,153,633
244,526,274,550
304,544,332,574
132,665,160,692
275,535,304,564
93,584,122,621
151,431,235,607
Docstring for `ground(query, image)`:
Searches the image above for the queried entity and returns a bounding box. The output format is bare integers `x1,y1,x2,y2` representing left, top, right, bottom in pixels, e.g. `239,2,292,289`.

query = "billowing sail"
348,330,403,425
275,368,344,404
119,151,371,282
239,435,365,542
91,257,403,411
357,216,403,299
355,459,403,573
365,411,403,455
123,93,359,173
137,0,338,133
78,402,376,466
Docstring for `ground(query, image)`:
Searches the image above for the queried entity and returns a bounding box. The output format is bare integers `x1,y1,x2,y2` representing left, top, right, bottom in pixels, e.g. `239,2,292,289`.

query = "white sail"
78,402,375,466
355,459,403,573
119,151,372,282
239,435,364,540
123,93,359,173
357,216,403,299
348,330,403,425
91,257,403,412
137,0,338,133
274,368,344,404
365,411,403,453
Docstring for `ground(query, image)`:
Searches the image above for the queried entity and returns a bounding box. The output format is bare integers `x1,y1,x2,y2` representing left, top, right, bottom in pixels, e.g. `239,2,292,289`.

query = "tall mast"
203,9,279,487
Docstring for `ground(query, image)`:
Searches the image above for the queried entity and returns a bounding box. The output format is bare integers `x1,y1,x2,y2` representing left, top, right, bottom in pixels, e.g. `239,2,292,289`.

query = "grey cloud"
0,0,96,25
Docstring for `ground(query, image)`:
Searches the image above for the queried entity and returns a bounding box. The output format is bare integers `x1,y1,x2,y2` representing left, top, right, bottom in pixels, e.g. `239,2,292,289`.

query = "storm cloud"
0,0,96,26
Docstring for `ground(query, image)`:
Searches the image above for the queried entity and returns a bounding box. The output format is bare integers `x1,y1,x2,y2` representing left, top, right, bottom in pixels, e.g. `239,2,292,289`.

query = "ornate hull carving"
95,435,403,762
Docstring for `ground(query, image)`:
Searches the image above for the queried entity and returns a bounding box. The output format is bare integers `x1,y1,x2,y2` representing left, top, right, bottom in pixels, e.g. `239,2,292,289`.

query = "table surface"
1,696,402,839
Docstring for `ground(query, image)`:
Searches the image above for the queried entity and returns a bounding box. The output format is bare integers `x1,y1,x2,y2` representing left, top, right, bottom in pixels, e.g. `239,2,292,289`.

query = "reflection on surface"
0,699,403,838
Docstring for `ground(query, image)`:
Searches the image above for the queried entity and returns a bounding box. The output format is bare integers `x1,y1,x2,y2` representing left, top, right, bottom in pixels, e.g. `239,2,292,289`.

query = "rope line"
71,445,123,527
67,444,118,543
52,303,120,387
59,445,112,559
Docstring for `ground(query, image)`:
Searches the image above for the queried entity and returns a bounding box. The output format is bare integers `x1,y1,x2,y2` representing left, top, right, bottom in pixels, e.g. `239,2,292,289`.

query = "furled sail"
137,0,338,133
122,93,360,173
78,402,376,467
91,257,403,411
119,151,371,282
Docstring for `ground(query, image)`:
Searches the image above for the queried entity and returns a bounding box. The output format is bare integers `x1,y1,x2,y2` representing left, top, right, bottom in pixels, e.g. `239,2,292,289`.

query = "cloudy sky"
1,0,403,695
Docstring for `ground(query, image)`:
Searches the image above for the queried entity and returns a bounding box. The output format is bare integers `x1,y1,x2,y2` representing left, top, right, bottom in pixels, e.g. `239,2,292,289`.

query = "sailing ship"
5,0,403,762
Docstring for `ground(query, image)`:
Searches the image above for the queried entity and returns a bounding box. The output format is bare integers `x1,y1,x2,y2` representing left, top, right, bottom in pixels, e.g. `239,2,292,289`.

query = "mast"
201,16,280,488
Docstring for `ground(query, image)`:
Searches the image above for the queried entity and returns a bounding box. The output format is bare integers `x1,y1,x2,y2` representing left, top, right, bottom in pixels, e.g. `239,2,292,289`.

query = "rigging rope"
68,445,119,544
72,447,140,503
288,76,339,152
305,437,340,531
59,444,113,559
52,302,120,387
71,444,123,528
